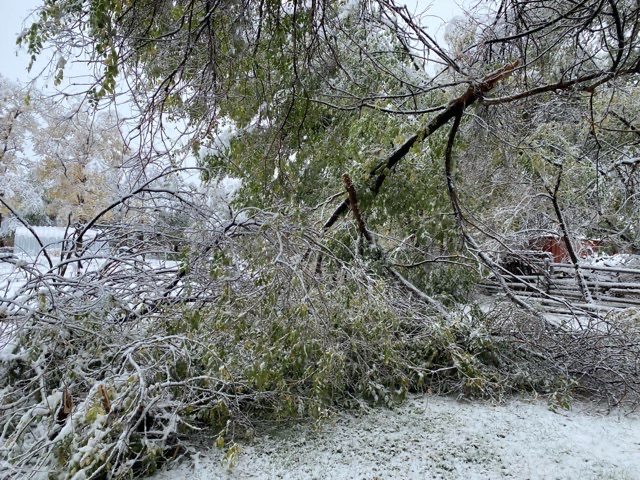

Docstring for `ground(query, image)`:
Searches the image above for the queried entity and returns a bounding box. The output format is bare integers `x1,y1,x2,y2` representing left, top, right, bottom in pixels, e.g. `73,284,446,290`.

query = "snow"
153,395,640,480
587,253,640,269
0,336,25,362
0,258,29,302
337,0,358,21
198,118,238,160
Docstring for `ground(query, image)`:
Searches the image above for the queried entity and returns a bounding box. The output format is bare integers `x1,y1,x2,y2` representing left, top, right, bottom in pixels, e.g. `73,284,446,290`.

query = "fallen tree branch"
323,60,520,231
387,266,451,319
442,106,558,323
341,173,449,316
0,196,54,269
548,169,593,304
342,173,373,245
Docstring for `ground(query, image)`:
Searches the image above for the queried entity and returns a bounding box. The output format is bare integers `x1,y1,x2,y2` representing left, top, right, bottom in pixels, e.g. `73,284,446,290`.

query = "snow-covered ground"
154,395,640,480
0,258,28,298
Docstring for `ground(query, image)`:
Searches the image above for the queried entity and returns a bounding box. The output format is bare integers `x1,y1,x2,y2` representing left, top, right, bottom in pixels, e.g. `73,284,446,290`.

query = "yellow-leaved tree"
33,108,126,224
0,75,128,236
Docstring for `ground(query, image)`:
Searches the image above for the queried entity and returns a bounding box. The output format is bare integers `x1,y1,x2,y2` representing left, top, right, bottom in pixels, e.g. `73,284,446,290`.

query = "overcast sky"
1,0,40,83
0,0,463,86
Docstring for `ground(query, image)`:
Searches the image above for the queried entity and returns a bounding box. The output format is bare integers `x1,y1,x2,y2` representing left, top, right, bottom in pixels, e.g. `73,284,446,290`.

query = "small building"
528,235,599,263
13,226,108,258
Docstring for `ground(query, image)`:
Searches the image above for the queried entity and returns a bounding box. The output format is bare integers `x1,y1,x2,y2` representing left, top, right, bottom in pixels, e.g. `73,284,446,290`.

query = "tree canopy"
18,0,640,247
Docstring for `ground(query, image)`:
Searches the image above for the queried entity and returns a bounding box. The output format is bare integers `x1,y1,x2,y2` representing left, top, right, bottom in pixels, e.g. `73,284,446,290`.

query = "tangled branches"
0,202,442,479
1,190,640,479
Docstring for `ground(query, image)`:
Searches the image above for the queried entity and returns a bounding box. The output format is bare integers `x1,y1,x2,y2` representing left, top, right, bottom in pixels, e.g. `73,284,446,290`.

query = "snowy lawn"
154,395,640,480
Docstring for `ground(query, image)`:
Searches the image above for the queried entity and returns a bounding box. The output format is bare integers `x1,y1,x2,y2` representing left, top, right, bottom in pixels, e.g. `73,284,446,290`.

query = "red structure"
529,236,599,263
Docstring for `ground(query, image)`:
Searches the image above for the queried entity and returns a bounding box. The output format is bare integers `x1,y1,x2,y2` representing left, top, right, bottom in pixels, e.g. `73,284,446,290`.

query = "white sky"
0,0,463,86
1,0,40,83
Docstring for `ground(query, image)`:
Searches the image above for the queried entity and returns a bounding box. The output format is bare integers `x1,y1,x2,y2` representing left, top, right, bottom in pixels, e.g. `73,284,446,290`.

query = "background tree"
32,107,126,224
0,75,126,235
0,76,46,232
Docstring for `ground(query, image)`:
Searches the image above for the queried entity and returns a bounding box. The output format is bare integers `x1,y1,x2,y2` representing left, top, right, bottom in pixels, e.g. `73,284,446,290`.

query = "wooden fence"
481,261,640,315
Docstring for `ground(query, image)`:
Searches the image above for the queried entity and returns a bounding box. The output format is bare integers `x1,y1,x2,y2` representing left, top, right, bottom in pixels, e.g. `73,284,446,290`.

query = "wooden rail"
481,261,640,314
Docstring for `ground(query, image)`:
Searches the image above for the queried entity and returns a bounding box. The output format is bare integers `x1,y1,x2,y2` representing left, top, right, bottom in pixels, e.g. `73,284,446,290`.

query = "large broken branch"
323,60,520,231
342,173,373,244
342,174,451,318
